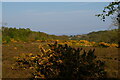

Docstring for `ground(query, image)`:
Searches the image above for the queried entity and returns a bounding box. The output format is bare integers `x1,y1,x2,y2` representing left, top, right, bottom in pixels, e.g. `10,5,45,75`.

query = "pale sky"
1,0,115,2
2,2,114,35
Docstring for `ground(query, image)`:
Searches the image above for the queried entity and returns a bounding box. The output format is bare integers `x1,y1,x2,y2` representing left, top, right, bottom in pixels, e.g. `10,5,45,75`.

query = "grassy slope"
70,29,118,44
2,27,118,44
2,27,69,42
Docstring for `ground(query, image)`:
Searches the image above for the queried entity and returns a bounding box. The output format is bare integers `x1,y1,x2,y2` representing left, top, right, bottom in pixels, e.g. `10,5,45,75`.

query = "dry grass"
2,42,120,79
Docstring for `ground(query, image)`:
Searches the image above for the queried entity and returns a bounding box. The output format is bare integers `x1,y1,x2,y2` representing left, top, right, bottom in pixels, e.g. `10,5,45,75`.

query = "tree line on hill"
2,27,118,44
70,29,118,44
2,27,69,42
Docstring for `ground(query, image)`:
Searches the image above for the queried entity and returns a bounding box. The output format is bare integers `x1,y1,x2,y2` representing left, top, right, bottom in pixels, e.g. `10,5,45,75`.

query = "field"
2,40,120,79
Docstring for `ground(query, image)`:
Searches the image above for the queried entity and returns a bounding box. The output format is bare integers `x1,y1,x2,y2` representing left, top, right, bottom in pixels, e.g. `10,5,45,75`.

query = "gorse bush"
13,42,106,79
48,42,106,79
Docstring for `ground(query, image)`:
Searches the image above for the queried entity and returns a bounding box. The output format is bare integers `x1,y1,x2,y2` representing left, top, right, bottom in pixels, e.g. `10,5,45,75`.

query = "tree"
96,1,120,48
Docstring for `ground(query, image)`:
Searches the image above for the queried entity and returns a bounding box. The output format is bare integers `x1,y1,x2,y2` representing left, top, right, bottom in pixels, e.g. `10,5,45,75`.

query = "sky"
1,0,115,2
2,2,115,35
0,2,2,27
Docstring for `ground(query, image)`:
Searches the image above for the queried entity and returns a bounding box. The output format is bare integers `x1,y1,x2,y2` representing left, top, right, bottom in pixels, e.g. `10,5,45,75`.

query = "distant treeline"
70,29,118,44
2,27,69,42
2,27,118,44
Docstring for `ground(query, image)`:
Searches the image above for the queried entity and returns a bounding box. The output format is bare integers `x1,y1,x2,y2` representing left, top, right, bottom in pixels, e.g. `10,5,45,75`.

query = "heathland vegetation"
2,27,119,79
2,27,69,43
2,26,118,44
70,29,118,44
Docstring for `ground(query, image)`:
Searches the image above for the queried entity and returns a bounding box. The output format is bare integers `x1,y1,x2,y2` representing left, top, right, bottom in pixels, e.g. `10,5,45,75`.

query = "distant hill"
70,29,118,43
2,27,118,44
2,27,69,43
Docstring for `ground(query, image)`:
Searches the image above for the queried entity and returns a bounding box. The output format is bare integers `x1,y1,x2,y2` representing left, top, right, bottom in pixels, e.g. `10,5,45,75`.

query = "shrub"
98,42,110,47
13,42,106,79
5,36,11,43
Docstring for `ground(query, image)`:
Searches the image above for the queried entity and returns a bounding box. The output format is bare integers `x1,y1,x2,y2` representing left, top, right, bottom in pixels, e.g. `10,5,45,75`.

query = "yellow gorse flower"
14,47,17,50
31,57,36,59
29,53,33,56
10,38,17,43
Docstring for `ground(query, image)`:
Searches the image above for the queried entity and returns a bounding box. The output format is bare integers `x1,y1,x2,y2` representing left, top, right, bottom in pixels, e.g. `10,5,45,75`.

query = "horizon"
2,2,116,35
2,26,116,36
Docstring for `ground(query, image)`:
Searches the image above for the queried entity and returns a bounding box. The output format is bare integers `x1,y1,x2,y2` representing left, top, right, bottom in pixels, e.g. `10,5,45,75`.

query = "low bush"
13,42,106,79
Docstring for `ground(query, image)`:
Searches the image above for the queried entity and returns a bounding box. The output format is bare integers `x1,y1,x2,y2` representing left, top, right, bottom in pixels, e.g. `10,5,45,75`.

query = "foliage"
2,27,69,43
96,2,120,22
70,29,118,44
13,42,106,79
2,27,119,47
96,1,120,48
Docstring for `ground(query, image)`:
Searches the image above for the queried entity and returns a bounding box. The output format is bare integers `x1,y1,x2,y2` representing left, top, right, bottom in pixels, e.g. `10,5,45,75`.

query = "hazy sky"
0,2,2,26
2,2,114,35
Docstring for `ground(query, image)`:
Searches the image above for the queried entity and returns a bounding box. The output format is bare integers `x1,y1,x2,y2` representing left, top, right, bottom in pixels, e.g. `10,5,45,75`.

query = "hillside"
70,29,118,44
2,27,69,43
2,27,118,44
